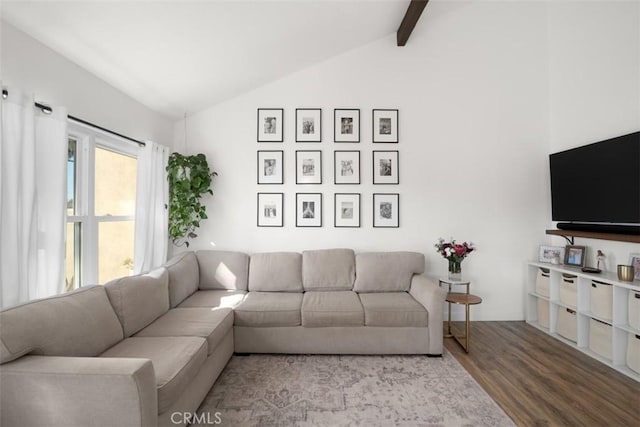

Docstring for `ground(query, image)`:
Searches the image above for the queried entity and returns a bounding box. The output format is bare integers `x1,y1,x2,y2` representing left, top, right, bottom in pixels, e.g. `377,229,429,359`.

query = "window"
65,123,139,289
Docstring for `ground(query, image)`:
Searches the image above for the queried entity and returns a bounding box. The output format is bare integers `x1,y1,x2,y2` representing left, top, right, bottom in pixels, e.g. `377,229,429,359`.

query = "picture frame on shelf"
334,109,360,143
296,193,322,227
295,108,321,142
334,150,360,184
629,253,640,280
538,245,565,264
334,193,360,228
372,109,398,143
257,193,283,227
373,193,399,228
257,108,283,142
372,150,399,184
564,245,587,267
257,150,283,184
295,150,322,184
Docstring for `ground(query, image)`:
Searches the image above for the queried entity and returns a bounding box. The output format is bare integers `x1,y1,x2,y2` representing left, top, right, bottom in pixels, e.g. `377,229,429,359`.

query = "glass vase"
448,259,462,281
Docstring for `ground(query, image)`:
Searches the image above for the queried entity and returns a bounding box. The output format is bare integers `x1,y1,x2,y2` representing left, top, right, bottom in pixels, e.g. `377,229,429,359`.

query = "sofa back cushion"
0,286,123,364
353,252,425,292
166,251,200,308
302,249,356,291
196,250,250,291
248,252,303,292
105,268,169,337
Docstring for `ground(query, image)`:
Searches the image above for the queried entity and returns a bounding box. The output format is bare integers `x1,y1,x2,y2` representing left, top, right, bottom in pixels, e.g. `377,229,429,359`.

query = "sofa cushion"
302,291,364,327
248,252,303,292
165,252,200,308
105,268,170,337
100,336,207,414
0,286,123,364
302,249,355,291
134,308,233,356
234,292,302,327
353,252,425,292
178,290,246,309
196,250,250,291
359,292,429,327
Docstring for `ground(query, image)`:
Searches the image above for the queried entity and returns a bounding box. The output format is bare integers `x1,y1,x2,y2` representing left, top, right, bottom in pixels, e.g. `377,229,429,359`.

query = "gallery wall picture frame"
372,109,398,143
257,108,284,142
334,150,360,185
372,150,399,184
296,150,322,184
334,109,360,143
296,193,322,227
629,253,640,280
373,193,399,228
257,150,284,184
334,193,361,228
564,245,587,267
257,193,284,227
538,245,565,264
296,108,322,142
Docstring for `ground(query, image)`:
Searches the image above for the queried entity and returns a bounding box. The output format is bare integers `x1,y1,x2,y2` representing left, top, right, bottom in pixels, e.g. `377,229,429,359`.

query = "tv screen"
549,131,640,225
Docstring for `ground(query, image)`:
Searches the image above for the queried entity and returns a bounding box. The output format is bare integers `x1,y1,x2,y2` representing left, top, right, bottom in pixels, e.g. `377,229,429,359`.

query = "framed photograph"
334,109,360,143
257,108,283,142
296,108,321,142
372,109,398,143
373,150,399,184
538,245,565,264
564,245,587,267
257,150,283,184
629,253,640,280
334,193,360,228
373,193,399,228
257,193,283,227
296,150,322,184
296,193,322,227
334,150,360,185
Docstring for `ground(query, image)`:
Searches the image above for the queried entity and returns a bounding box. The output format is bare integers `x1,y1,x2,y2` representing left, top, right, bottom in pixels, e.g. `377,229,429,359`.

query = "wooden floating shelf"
546,229,640,244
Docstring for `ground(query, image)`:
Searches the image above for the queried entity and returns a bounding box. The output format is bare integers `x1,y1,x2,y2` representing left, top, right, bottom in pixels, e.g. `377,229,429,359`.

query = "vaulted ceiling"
1,1,420,119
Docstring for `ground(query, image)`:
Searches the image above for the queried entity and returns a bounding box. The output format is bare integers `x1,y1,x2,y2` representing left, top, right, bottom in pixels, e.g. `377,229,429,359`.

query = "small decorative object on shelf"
583,250,605,273
435,238,476,280
617,265,635,282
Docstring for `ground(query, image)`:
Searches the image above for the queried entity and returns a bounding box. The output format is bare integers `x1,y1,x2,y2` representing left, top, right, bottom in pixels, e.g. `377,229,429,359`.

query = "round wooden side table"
439,278,482,353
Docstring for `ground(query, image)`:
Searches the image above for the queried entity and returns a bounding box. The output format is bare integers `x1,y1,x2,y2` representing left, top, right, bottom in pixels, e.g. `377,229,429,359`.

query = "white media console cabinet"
526,262,640,381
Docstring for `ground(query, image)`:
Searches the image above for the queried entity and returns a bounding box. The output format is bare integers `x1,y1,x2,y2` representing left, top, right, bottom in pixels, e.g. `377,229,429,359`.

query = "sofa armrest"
0,355,157,427
409,274,447,355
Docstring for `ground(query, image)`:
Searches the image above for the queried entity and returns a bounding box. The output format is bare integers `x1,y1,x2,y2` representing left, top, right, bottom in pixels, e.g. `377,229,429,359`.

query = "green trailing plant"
166,152,216,247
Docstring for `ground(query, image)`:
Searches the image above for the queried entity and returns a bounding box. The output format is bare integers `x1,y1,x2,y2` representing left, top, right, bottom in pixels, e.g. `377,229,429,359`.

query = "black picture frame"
334,150,360,185
372,109,398,143
257,193,284,227
295,150,322,184
373,193,399,228
296,108,322,142
334,109,360,143
257,150,284,184
334,193,361,228
372,150,399,184
257,108,284,142
296,193,322,227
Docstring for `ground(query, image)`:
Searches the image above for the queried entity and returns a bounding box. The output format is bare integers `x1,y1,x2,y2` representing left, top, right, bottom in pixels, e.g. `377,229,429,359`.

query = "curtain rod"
2,89,146,147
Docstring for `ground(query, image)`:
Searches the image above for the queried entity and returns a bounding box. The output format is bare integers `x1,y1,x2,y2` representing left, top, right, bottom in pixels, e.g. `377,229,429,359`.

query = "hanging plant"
166,152,216,247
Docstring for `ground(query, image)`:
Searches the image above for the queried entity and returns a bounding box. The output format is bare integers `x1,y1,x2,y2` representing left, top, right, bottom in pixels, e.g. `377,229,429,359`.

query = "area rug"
195,351,514,427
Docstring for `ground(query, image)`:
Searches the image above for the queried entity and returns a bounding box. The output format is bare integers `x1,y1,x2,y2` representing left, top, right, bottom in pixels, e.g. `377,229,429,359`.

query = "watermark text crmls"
171,411,222,425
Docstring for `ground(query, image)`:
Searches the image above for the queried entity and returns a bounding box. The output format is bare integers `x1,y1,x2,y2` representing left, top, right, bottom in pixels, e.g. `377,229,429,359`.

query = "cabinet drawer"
537,299,549,328
627,333,640,375
535,268,550,297
559,274,577,307
589,318,612,361
557,307,577,342
629,291,640,331
589,280,612,321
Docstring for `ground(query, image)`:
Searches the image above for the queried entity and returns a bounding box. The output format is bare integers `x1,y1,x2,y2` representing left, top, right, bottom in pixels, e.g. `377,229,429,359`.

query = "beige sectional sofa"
0,248,446,427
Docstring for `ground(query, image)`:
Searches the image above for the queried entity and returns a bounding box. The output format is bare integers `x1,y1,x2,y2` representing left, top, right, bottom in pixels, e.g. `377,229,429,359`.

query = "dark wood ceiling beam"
397,0,429,46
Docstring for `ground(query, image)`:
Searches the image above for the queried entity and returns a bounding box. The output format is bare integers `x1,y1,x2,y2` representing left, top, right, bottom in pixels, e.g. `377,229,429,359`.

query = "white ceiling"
1,0,410,119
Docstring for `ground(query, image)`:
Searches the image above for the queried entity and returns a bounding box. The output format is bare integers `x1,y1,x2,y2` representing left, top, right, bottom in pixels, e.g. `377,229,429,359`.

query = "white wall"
174,1,551,321
547,1,640,270
1,22,173,145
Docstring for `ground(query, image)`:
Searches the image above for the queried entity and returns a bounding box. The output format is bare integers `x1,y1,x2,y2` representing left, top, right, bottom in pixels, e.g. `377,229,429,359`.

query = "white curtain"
133,141,169,274
0,88,68,309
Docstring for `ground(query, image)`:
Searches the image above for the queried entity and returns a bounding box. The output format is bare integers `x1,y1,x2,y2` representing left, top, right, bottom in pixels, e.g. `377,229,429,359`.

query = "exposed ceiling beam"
397,0,429,46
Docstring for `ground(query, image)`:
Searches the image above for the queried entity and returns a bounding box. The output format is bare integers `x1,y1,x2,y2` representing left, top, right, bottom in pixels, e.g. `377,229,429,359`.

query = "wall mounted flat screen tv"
549,131,640,233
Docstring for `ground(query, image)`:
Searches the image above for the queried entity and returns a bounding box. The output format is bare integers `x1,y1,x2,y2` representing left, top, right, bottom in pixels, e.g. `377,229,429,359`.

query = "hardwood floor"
444,321,640,426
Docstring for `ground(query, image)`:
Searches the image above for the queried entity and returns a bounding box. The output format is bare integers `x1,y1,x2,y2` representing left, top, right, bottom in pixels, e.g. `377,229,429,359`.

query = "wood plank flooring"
444,321,640,426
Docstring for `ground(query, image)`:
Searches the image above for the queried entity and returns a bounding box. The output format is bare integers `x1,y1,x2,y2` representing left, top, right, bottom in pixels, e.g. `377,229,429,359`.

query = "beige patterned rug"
195,351,514,427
